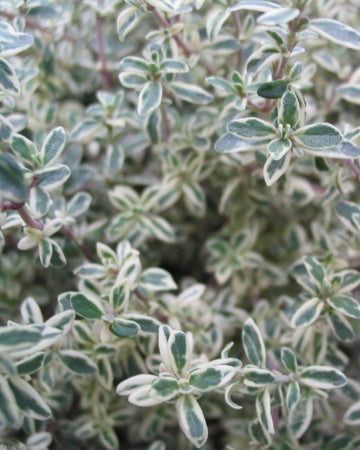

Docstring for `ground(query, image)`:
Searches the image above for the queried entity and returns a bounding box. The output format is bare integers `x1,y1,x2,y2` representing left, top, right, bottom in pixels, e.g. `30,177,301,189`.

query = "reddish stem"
18,204,44,230
150,8,215,75
232,11,242,70
95,13,112,91
0,9,77,43
160,104,171,142
1,201,95,260
344,159,360,178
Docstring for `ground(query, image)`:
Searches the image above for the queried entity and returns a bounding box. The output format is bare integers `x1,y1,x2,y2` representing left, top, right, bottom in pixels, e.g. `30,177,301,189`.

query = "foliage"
1,0,360,448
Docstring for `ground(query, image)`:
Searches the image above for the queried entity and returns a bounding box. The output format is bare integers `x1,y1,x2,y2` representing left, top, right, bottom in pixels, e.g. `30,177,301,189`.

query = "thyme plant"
1,0,360,448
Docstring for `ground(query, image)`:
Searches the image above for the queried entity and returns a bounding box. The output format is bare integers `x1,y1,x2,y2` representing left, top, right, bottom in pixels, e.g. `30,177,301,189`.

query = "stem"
232,11,242,70
247,99,275,113
95,13,112,91
344,159,360,178
18,204,44,230
0,201,95,260
135,288,148,304
149,8,215,75
135,288,168,322
0,9,77,43
160,104,171,142
272,406,280,429
61,225,94,261
273,56,288,80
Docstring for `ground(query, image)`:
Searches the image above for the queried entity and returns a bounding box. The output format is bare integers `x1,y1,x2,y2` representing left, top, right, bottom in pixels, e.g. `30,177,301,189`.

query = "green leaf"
230,0,281,12
257,7,299,26
138,81,162,116
150,377,178,400
41,127,66,166
124,314,161,334
71,293,104,319
59,350,97,374
344,401,360,425
189,366,235,391
294,123,342,149
0,57,20,95
170,82,213,105
183,181,206,217
146,109,162,144
20,297,43,324
67,192,91,218
109,185,139,210
119,56,149,73
0,153,28,201
228,118,276,139
117,6,144,41
159,59,189,74
286,381,300,411
291,298,323,328
279,91,300,128
140,268,177,292
128,384,166,407
288,395,313,439
178,284,206,305
139,214,177,243
257,80,287,99
49,240,66,268
9,377,52,420
256,388,274,434
105,143,124,174
267,138,291,160
281,347,298,373
306,139,360,158
249,420,271,447
206,238,228,256
335,201,360,232
0,114,13,142
335,270,360,293
328,310,354,342
206,8,231,40
215,132,267,153
169,331,188,377
39,238,53,268
26,432,52,450
70,119,100,143
303,256,326,288
246,46,280,74
263,152,291,186
337,84,360,105
0,375,21,428
10,134,38,164
310,19,360,50
109,318,140,338
16,352,45,375
244,367,276,387
116,374,157,396
206,76,236,95
110,282,129,311
0,325,41,354
177,395,208,449
300,365,347,389
0,22,33,57
327,295,360,319
242,318,266,366
97,357,113,391
45,310,75,334
74,264,105,280
29,186,51,219
36,164,71,190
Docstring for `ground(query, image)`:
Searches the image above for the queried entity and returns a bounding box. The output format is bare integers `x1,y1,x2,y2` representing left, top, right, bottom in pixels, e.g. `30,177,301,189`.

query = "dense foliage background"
1,0,360,448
